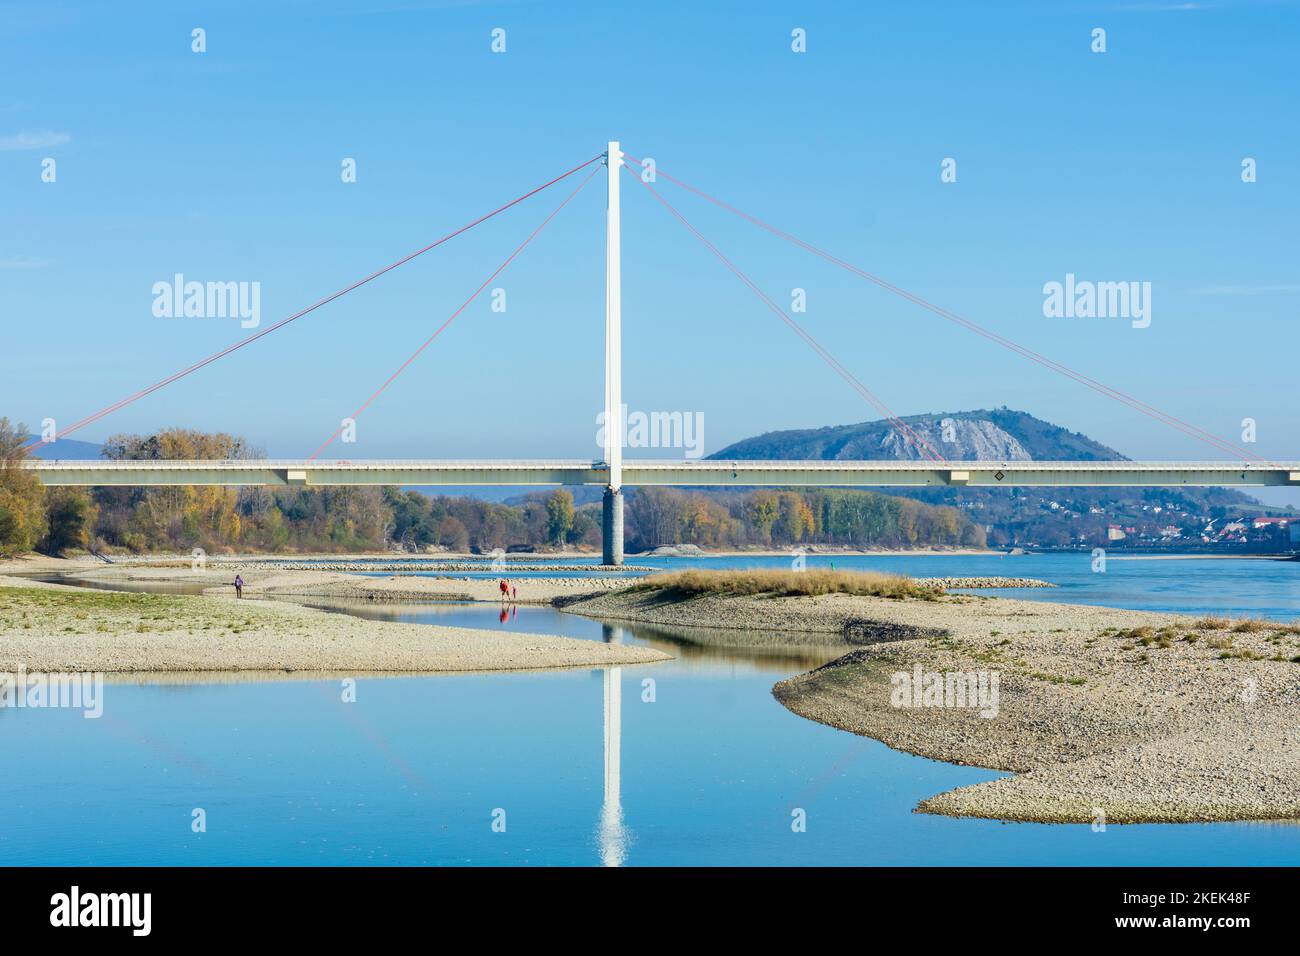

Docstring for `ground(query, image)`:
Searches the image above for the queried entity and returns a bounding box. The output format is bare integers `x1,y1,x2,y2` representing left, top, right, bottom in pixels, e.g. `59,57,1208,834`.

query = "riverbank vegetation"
0,419,47,556
0,583,253,637
631,568,943,600
1,424,987,557
625,487,984,552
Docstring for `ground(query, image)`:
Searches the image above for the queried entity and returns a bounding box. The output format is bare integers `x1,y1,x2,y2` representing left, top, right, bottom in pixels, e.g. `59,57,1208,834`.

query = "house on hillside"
1252,516,1291,530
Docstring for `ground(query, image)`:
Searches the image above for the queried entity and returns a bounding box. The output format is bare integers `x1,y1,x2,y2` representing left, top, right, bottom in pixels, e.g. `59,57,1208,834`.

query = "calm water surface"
3,554,1297,865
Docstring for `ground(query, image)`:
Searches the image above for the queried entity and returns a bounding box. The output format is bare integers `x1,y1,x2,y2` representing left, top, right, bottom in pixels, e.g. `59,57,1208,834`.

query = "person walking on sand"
499,578,510,601
511,585,517,601
234,574,244,599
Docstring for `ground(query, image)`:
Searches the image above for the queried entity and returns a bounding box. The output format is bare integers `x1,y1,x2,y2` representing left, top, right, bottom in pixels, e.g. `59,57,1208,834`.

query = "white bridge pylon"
601,140,625,566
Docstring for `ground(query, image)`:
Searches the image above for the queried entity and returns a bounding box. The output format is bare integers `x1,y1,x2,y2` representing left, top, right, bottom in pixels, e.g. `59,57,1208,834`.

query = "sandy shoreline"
57,565,1045,608
54,564,628,606
0,574,669,674
563,584,1300,823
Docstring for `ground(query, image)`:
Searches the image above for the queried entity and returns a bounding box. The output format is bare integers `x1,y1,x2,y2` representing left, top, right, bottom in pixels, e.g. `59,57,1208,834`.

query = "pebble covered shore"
566,583,1300,823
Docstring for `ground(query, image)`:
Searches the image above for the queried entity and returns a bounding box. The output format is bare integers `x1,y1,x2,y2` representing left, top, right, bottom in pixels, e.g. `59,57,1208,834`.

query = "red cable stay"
25,153,606,451
619,162,947,464
621,151,1272,468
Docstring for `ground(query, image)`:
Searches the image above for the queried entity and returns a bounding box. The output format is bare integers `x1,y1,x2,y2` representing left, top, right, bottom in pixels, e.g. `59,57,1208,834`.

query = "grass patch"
1029,671,1087,686
0,583,264,638
1194,616,1229,631
629,568,943,600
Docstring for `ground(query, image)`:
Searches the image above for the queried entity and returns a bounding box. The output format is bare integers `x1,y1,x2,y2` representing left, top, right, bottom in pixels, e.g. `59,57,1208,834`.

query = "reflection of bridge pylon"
599,623,629,867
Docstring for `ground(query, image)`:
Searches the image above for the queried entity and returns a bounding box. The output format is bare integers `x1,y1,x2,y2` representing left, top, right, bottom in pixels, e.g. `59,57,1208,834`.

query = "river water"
3,554,1297,865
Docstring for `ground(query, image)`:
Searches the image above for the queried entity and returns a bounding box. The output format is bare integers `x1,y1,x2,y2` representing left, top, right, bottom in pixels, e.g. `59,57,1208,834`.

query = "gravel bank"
921,577,1052,590
562,583,1048,638
773,610,1300,823
61,566,629,606
569,583,1300,822
202,560,655,573
0,576,669,673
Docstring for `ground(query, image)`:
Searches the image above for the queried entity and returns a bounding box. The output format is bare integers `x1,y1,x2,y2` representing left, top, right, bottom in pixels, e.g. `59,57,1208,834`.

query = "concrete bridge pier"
602,487,624,567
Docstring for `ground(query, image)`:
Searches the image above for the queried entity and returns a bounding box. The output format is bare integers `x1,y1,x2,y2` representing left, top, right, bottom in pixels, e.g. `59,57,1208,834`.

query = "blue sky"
3,0,1297,479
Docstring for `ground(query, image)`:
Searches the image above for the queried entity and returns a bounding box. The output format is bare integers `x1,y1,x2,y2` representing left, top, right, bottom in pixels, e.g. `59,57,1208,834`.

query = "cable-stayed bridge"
20,143,1296,565
25,458,1300,490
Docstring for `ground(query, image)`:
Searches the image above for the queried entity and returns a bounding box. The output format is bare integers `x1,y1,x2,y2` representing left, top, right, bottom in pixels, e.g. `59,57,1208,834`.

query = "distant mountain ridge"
707,409,1283,549
24,436,103,460
710,408,1126,462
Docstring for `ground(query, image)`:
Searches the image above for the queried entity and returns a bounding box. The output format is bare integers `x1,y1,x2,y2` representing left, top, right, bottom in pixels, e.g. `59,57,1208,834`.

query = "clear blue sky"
3,1,1297,479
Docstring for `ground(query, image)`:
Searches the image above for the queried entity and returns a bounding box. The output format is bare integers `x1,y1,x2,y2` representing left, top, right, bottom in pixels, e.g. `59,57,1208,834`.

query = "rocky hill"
711,408,1124,463
710,409,1284,550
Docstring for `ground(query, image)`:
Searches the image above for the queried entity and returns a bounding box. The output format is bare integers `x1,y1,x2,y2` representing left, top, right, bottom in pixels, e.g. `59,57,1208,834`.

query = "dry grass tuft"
1230,618,1272,634
631,568,942,600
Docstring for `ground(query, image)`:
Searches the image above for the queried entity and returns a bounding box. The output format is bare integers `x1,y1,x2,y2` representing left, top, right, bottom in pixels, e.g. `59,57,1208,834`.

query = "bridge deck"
22,459,1300,488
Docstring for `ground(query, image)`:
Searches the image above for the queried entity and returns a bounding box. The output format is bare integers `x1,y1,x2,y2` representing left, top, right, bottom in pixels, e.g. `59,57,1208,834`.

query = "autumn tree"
41,488,99,555
437,515,470,552
627,488,684,549
772,492,815,545
545,490,575,546
0,418,46,556
746,491,779,545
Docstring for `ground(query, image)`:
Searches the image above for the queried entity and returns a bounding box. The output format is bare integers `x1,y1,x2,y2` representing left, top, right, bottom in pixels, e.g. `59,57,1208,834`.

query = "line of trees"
625,487,984,551
0,422,982,557
0,419,49,554
386,488,598,553
0,423,600,557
